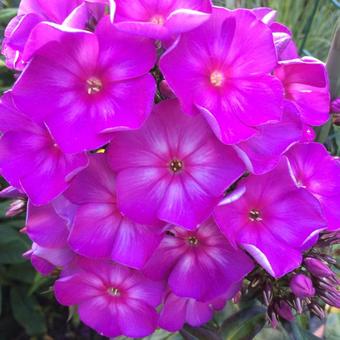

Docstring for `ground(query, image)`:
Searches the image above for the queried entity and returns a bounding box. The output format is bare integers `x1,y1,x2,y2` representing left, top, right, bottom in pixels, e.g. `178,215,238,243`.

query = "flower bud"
6,199,25,217
331,97,340,113
267,308,278,328
320,291,340,308
232,290,242,304
304,257,334,278
309,303,325,319
290,274,315,298
159,80,175,99
334,113,340,126
0,186,25,199
321,255,337,265
275,301,295,321
294,297,303,314
263,282,273,306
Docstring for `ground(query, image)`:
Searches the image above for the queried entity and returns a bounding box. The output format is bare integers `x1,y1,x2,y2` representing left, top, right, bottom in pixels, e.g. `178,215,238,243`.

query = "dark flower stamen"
188,236,199,246
169,159,183,173
249,209,262,221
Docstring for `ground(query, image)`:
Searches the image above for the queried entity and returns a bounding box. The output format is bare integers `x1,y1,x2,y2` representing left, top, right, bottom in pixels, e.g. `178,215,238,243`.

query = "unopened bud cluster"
243,231,339,326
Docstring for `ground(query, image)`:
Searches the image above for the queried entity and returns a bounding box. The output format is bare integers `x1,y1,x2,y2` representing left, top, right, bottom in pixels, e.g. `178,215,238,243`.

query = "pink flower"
253,7,298,60
114,0,212,40
26,201,71,248
54,259,164,338
160,8,283,144
0,93,88,205
107,99,246,229
274,57,330,126
65,154,162,269
301,125,316,142
234,101,302,174
286,142,340,231
2,0,107,69
24,243,74,276
23,197,76,274
159,290,232,331
12,16,156,153
214,158,326,278
23,244,55,276
143,219,254,301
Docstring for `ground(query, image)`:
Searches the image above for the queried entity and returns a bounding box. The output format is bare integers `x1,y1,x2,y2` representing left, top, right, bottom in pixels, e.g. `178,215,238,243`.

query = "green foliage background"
0,0,339,339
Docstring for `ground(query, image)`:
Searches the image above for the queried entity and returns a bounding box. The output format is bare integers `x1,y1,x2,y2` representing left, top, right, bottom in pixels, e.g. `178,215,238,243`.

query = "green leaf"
284,321,320,340
255,326,290,340
0,285,2,317
0,240,27,264
214,301,240,325
144,329,183,340
0,201,9,217
10,286,46,336
0,265,9,285
6,263,35,284
116,330,183,340
28,273,52,295
0,8,17,25
220,305,267,340
181,325,222,340
325,312,340,340
0,224,21,244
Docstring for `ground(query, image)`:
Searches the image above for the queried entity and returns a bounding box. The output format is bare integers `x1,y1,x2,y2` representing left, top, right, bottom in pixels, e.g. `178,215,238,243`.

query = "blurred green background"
0,0,339,339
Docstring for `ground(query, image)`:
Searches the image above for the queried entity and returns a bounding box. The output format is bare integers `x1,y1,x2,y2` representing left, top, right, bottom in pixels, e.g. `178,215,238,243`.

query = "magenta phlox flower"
274,57,330,126
65,153,163,269
214,158,327,278
107,99,246,229
286,142,340,231
0,93,88,205
253,7,298,60
143,219,254,301
25,198,73,248
23,196,75,275
301,125,316,142
234,101,302,175
1,0,101,69
12,16,157,153
54,259,164,338
160,7,284,145
23,243,70,275
0,0,337,336
158,288,236,331
113,0,212,40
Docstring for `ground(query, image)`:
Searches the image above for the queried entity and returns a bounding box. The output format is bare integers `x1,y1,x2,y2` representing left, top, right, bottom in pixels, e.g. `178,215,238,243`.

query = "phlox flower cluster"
0,0,338,338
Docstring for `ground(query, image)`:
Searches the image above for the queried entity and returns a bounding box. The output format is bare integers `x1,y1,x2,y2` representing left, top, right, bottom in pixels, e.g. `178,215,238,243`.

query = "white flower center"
210,71,225,87
108,287,121,297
